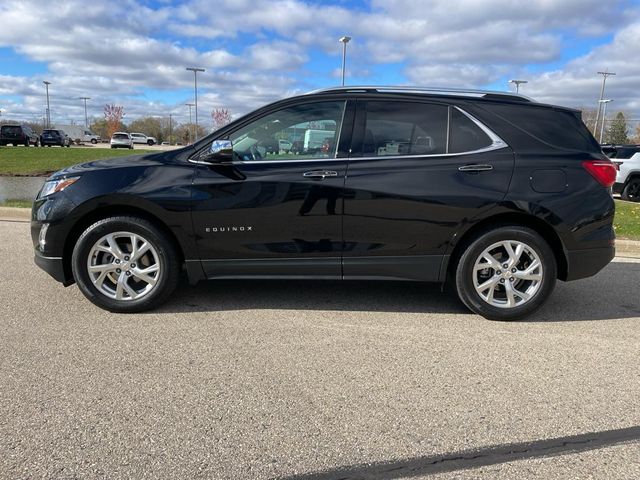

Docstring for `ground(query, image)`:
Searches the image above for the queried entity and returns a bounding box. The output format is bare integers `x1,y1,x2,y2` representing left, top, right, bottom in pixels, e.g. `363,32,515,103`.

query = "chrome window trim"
189,105,508,166
453,106,508,151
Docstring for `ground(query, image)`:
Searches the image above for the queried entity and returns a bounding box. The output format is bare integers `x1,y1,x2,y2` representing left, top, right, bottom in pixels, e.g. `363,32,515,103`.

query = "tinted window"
615,147,640,159
360,102,448,156
449,108,492,153
229,101,345,161
482,103,600,152
1,126,21,135
113,133,129,139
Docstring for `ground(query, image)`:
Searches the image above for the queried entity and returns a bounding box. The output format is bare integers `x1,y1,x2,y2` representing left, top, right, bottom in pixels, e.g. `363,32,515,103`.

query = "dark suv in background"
0,124,40,146
31,86,616,320
40,129,72,147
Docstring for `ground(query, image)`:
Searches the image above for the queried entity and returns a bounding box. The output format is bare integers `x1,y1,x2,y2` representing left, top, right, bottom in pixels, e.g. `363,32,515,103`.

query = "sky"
0,0,639,131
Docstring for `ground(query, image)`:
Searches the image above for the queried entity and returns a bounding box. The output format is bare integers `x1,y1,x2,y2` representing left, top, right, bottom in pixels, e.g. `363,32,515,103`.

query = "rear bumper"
34,250,72,285
565,246,615,281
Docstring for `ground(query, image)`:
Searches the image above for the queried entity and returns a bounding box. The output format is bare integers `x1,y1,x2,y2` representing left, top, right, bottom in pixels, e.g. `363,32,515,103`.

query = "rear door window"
358,101,448,156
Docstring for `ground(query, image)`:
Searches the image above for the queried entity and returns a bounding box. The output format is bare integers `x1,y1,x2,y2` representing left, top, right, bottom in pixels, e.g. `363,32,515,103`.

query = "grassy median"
613,200,640,240
0,146,154,176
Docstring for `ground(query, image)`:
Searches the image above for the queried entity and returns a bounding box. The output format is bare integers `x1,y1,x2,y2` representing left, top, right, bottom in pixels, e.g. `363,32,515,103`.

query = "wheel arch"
61,204,187,284
444,212,568,282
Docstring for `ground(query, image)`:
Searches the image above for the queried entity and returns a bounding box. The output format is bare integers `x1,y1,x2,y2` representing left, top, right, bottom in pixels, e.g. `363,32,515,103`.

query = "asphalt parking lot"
1,219,639,479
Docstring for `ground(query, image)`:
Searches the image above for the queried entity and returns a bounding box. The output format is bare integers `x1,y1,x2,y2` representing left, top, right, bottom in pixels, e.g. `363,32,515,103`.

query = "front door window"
228,101,346,162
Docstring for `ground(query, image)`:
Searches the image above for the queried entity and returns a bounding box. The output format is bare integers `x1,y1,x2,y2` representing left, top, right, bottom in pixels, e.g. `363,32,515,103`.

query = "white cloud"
0,0,639,130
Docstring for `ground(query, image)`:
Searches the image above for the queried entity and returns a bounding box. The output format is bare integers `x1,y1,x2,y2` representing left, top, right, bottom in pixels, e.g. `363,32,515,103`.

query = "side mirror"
200,139,233,163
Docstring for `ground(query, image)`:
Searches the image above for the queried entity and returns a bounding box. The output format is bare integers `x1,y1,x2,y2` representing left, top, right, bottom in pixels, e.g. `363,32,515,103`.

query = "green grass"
0,199,32,208
614,200,640,240
0,146,154,176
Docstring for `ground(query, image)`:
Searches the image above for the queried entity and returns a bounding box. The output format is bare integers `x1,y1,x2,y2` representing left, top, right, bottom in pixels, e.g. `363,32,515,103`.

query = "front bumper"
34,250,72,285
565,246,615,281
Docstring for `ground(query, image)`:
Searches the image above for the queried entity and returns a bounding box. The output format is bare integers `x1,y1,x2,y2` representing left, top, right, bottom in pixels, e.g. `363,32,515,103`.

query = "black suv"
31,86,617,320
0,124,40,146
40,129,71,147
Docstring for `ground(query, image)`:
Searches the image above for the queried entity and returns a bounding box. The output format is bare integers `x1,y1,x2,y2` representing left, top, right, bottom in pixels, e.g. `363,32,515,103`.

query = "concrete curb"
2,206,640,258
0,206,31,222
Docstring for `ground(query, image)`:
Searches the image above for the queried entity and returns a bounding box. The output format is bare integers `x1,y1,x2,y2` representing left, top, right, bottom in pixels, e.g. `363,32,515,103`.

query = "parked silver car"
110,132,134,149
130,132,157,146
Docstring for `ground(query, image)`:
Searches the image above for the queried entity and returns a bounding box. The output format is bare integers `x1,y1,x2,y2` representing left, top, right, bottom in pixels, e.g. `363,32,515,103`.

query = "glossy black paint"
31,90,615,288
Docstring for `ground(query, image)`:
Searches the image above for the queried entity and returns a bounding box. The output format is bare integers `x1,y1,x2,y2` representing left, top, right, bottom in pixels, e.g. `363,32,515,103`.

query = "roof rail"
305,85,533,102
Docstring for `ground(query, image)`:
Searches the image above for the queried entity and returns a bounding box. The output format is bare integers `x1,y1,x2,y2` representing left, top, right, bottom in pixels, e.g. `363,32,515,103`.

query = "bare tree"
212,108,232,131
580,107,598,136
104,104,125,139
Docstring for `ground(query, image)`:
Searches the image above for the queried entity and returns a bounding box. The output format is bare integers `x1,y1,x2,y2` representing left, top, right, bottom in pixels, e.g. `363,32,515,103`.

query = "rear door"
342,98,515,281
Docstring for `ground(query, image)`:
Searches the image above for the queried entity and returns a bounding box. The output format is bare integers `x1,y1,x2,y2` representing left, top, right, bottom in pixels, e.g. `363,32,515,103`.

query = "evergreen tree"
605,112,629,144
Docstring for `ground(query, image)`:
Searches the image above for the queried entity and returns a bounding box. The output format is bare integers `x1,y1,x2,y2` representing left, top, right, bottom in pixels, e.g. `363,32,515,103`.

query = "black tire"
71,216,181,313
621,178,640,202
91,138,97,144
455,226,557,321
147,139,154,146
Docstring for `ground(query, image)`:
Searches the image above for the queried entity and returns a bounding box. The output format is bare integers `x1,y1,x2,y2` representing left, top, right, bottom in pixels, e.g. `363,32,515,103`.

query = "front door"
191,99,353,279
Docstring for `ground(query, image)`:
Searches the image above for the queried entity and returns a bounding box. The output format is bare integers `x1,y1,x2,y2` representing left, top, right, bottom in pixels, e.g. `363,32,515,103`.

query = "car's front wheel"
455,226,556,321
621,178,640,202
72,217,180,312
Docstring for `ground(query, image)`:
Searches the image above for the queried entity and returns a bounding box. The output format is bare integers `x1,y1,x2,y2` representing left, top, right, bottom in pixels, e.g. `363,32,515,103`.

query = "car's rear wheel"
147,139,154,146
621,178,640,202
72,217,180,313
455,226,556,321
91,139,98,144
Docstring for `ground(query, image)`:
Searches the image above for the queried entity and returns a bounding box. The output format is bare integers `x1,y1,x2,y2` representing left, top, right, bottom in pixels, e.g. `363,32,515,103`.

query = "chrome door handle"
458,164,494,172
303,170,338,178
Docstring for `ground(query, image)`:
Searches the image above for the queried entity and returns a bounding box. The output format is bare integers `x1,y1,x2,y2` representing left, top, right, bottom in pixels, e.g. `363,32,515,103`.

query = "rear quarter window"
482,103,600,152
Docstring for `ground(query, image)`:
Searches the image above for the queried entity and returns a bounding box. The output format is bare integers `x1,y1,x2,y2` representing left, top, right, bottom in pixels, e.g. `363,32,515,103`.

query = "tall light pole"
168,113,173,146
43,81,51,127
186,67,205,140
599,99,613,144
594,71,616,140
80,97,90,128
185,103,194,144
509,79,528,93
339,36,351,86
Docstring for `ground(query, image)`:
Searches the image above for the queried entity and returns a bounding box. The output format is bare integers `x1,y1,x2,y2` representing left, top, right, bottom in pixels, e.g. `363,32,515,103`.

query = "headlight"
39,176,81,198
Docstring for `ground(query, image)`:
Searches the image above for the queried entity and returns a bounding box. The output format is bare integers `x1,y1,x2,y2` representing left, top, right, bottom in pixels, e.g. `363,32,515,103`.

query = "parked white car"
130,132,157,146
609,145,640,201
110,132,134,149
55,124,101,144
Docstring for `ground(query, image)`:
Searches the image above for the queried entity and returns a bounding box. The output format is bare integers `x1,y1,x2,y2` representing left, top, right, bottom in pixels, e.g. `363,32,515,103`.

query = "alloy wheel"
86,231,161,301
472,240,543,309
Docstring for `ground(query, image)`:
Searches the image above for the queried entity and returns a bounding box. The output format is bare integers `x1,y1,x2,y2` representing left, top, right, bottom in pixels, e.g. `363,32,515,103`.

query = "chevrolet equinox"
31,86,616,320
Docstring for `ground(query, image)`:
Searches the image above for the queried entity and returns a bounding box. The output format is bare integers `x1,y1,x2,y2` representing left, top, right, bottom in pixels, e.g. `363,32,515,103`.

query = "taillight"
582,160,617,188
